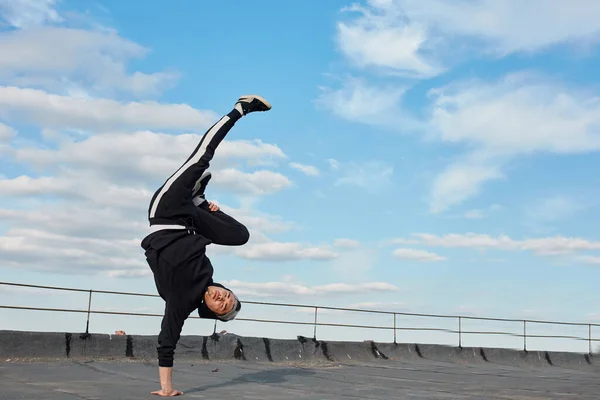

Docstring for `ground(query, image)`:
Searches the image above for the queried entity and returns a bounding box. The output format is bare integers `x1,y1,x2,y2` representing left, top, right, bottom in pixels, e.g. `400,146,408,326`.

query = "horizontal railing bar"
0,282,92,294
2,280,600,328
0,281,159,298
522,334,591,340
393,327,457,333
236,318,393,330
3,305,600,343
0,305,191,318
0,305,88,313
458,330,600,341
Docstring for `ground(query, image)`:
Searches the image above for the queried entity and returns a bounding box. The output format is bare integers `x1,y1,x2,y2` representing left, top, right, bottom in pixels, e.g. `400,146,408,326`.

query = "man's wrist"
159,366,173,390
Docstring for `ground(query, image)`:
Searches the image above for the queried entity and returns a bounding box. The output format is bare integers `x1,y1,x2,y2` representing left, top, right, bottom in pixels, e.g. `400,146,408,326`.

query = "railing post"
313,307,318,339
85,290,93,334
523,320,527,352
393,313,397,344
458,317,462,348
589,324,592,355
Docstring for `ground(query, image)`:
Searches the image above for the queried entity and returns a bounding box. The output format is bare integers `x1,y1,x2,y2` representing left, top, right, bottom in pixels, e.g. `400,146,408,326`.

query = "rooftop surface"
1,330,599,399
2,357,599,400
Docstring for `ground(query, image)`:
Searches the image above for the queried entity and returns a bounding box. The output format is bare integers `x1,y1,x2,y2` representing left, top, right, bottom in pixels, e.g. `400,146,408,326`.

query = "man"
141,95,272,396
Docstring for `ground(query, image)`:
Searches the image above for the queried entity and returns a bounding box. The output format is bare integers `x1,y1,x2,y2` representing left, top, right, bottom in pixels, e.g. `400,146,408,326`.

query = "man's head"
204,285,241,321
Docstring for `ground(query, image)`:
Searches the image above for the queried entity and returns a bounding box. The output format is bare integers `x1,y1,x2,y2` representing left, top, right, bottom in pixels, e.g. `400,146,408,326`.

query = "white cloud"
429,74,600,154
327,2,600,212
0,205,147,241
13,131,286,181
391,233,600,256
0,122,15,141
0,175,152,210
330,247,377,283
392,233,512,249
463,209,486,220
327,158,340,170
429,159,504,213
0,0,307,280
215,168,292,196
526,196,583,225
460,204,502,220
336,2,441,77
0,86,217,132
395,0,600,56
0,23,178,96
5,129,289,204
0,0,62,28
0,175,73,196
334,0,600,79
0,227,146,275
0,183,295,274
234,242,338,261
106,269,152,278
218,205,295,236
222,279,398,298
393,248,446,262
333,238,361,248
0,132,295,275
0,195,316,275
578,255,600,265
218,140,287,166
335,160,394,193
289,162,320,176
428,73,600,212
315,77,421,131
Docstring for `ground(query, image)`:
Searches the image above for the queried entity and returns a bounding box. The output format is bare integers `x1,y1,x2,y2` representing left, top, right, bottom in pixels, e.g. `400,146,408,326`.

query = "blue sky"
1,0,600,352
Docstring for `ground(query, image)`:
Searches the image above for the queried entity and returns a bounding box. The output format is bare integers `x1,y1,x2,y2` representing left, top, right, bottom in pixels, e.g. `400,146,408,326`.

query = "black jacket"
141,202,249,367
142,229,223,367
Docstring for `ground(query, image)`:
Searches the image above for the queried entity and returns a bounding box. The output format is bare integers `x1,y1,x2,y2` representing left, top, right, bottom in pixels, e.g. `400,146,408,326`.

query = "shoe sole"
239,94,272,110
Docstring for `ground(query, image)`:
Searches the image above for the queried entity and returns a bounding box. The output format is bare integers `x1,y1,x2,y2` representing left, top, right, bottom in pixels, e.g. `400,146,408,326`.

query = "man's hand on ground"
155,367,182,396
151,388,183,396
208,202,219,212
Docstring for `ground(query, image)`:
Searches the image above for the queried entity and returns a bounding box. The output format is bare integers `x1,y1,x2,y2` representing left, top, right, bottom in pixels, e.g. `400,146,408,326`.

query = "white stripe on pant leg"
149,116,230,219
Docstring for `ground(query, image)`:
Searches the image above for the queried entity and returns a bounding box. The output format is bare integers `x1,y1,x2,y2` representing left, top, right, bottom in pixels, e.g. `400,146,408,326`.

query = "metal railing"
1,280,599,354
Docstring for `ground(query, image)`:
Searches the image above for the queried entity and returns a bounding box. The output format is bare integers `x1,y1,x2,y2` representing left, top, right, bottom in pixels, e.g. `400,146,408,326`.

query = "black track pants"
147,109,249,245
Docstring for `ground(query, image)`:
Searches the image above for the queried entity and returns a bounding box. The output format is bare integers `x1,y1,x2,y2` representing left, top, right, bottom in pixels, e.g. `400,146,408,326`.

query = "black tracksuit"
141,109,248,368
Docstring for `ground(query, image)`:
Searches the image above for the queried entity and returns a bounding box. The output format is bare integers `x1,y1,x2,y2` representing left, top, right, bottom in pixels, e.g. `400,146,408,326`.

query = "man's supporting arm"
154,367,182,397
154,301,187,396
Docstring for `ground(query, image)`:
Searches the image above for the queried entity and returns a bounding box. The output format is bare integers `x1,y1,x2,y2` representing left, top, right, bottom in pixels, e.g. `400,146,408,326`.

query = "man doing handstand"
141,95,272,396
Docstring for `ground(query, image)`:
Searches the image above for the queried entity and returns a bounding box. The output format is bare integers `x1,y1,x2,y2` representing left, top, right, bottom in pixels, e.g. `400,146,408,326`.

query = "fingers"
208,201,219,212
151,390,183,396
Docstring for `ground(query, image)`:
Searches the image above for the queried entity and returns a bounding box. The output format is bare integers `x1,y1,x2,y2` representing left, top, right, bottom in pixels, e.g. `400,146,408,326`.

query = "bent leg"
194,207,249,246
148,110,241,223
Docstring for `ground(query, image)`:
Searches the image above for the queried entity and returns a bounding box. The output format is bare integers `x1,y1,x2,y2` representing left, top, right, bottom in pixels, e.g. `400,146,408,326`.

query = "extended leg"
147,95,271,225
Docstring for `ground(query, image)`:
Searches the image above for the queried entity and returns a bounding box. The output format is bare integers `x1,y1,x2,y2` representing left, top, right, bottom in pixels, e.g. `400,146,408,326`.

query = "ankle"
230,106,243,119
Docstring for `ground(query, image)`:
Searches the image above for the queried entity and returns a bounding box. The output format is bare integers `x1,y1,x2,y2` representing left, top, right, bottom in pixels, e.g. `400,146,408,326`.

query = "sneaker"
192,170,211,206
235,95,271,115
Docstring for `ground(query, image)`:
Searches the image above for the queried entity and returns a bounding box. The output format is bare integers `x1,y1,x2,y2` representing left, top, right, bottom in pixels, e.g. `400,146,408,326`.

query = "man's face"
204,286,235,316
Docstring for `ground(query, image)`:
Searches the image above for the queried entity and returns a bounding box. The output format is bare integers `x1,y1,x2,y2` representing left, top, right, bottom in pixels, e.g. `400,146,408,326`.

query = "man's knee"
231,224,250,246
